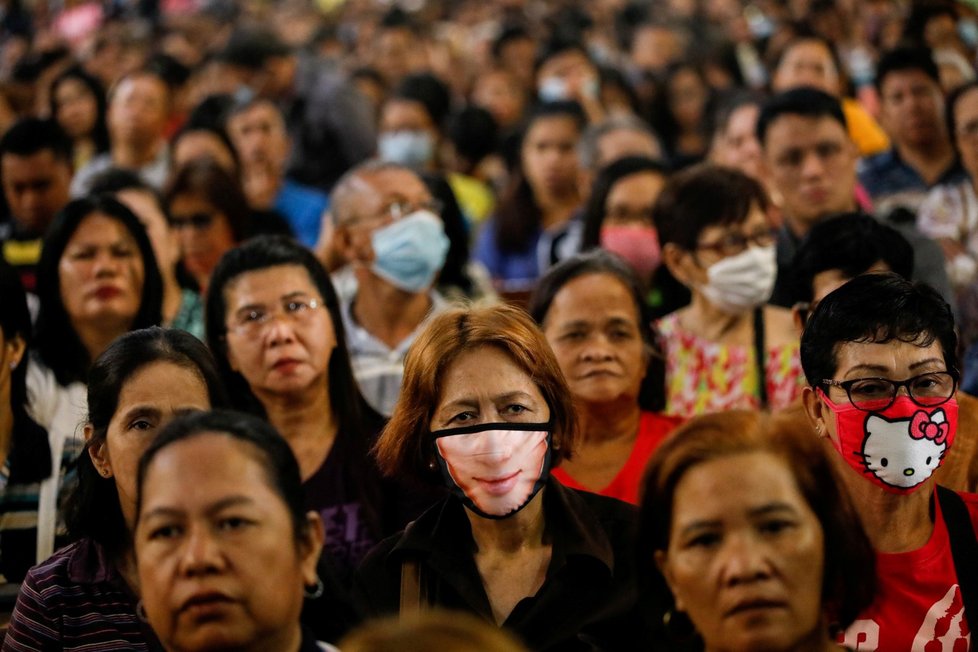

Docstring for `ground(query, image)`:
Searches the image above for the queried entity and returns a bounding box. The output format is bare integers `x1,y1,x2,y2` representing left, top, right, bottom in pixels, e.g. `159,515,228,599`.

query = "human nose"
718,533,772,586
580,334,614,362
473,429,515,463
799,149,826,179
92,249,120,276
262,311,297,344
178,524,224,577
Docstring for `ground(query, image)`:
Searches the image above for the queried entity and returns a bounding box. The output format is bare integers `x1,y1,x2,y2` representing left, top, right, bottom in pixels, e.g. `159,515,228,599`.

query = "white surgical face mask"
699,244,777,314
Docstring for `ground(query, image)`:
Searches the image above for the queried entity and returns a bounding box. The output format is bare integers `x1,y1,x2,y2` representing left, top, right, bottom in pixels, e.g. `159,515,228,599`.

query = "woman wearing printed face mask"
801,273,978,650
656,164,803,416
355,304,645,651
580,156,669,284
639,410,876,652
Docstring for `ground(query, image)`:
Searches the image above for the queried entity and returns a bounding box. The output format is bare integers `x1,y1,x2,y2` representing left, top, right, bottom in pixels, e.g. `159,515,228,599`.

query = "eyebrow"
677,502,798,537
233,291,312,314
440,391,537,411
141,495,255,521
119,405,161,423
843,357,945,378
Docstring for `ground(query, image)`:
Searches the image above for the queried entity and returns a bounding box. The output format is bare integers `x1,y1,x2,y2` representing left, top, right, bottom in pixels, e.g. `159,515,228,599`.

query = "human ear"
4,334,26,370
661,243,697,287
654,549,686,612
85,424,113,479
802,386,829,438
299,511,326,587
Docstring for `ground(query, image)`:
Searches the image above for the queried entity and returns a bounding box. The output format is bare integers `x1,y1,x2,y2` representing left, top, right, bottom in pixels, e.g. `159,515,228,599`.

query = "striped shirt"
3,538,162,651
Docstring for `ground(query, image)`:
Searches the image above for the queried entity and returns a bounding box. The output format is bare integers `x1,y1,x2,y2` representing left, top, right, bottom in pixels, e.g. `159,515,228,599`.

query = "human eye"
779,149,803,168
217,515,253,532
68,247,95,260
684,531,720,549
148,523,182,541
128,418,156,432
912,373,952,396
561,329,586,341
849,378,892,399
816,142,842,159
449,411,476,424
504,403,529,416
242,308,266,324
111,243,136,257
758,518,795,536
285,299,310,314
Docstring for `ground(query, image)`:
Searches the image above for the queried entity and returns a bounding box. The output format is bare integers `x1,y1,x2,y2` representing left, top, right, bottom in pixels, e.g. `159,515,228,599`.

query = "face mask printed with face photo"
430,422,552,520
818,390,958,495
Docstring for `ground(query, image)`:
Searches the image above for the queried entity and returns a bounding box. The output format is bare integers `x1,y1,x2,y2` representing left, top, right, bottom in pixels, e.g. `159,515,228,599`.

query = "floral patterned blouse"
656,313,805,416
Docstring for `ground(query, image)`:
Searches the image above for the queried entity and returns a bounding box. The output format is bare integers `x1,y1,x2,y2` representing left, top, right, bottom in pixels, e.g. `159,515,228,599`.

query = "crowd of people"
1,0,978,650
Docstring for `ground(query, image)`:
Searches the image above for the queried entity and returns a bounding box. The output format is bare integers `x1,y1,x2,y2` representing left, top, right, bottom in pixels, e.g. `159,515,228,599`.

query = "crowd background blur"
5,0,978,648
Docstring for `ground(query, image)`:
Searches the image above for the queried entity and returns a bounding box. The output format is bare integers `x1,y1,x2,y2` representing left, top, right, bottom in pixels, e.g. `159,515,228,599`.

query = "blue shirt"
858,148,966,215
275,179,329,248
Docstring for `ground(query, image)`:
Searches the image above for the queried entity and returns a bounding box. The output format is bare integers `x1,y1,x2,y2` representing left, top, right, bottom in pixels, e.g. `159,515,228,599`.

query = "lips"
475,471,520,496
92,285,123,300
180,591,235,616
271,358,303,372
724,597,789,618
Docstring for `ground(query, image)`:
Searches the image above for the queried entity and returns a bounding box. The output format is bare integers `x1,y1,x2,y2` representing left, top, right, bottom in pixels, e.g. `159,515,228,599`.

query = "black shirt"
354,479,647,651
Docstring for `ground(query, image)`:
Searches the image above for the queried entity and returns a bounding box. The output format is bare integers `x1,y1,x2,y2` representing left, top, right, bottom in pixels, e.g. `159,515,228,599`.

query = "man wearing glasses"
800,273,977,651
329,160,450,417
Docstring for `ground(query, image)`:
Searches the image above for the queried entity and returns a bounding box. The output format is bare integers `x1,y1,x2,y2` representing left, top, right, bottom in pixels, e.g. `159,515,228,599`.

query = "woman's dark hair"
136,409,308,541
392,73,452,130
705,89,763,147
421,173,474,297
164,158,252,242
494,101,587,253
0,258,51,485
34,195,164,386
638,410,876,637
650,62,711,163
48,65,110,155
800,273,958,387
64,327,229,555
169,123,241,176
652,163,769,250
529,249,665,412
205,237,383,532
790,213,914,305
946,80,978,156
581,156,669,251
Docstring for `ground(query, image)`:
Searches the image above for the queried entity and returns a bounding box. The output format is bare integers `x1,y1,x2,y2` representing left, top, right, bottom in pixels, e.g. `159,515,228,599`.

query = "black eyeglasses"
695,228,777,258
820,371,958,412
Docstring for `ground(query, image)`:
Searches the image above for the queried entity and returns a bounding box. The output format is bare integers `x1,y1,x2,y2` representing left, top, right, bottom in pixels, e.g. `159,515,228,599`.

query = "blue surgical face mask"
538,76,570,102
370,209,449,293
378,130,435,167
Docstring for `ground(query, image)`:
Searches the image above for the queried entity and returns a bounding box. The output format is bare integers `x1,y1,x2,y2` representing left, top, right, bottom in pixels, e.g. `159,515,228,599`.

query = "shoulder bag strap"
399,558,423,617
753,307,769,410
936,485,978,632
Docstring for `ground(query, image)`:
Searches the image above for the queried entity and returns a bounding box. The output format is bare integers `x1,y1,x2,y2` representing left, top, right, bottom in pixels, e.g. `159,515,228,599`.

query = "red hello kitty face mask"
818,390,958,494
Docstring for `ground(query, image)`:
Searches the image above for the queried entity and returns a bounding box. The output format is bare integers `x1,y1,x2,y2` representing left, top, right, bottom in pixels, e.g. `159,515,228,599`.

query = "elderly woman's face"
58,212,145,330
658,452,825,652
88,361,210,530
430,346,551,517
542,273,647,407
135,433,321,652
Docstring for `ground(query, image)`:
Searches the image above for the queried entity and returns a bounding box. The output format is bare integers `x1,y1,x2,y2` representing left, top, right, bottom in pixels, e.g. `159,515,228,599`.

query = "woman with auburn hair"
356,304,644,651
638,409,876,652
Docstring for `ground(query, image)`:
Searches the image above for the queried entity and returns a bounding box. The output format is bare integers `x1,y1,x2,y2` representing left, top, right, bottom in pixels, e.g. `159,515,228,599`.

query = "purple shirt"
3,539,161,651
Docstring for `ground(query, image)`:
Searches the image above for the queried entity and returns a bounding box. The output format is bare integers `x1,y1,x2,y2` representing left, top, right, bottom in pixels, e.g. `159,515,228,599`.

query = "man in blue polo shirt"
859,47,965,215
